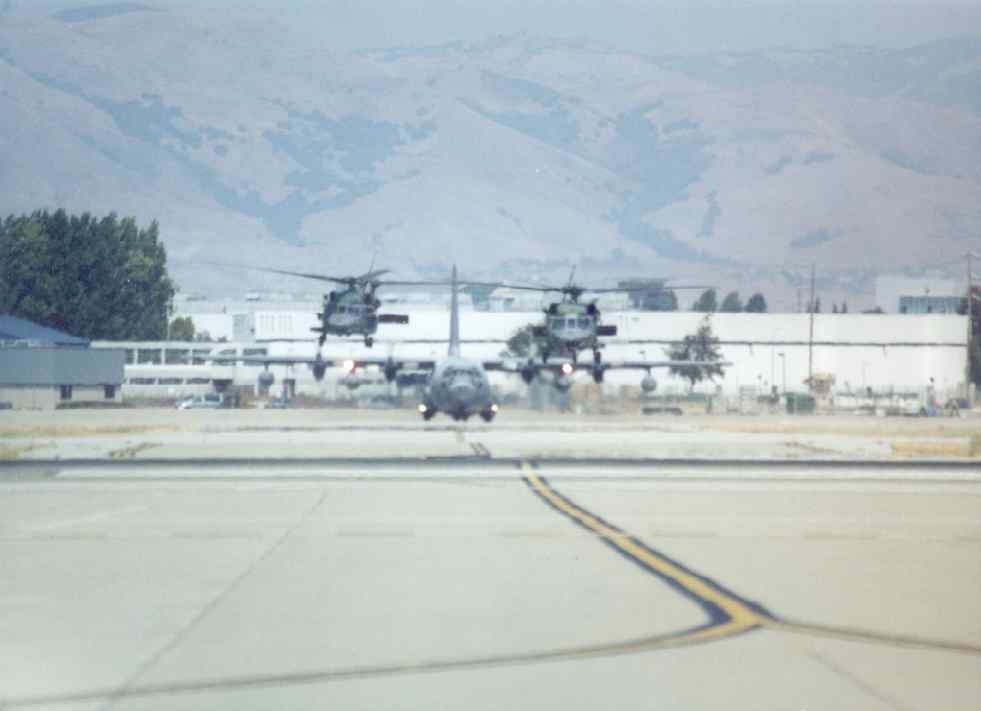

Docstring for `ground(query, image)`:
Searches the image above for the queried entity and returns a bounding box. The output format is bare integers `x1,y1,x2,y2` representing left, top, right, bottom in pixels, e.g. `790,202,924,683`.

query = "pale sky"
292,0,981,53
16,0,981,54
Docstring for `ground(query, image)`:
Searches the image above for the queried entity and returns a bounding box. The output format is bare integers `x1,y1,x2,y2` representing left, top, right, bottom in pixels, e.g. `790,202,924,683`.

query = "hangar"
0,316,125,410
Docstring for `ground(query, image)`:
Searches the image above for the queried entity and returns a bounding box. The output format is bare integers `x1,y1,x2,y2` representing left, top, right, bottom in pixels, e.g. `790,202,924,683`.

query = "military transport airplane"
213,267,729,420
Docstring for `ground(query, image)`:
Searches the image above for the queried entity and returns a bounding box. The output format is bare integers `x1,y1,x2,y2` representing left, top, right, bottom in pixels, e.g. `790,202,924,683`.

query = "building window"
104,385,116,399
59,385,73,401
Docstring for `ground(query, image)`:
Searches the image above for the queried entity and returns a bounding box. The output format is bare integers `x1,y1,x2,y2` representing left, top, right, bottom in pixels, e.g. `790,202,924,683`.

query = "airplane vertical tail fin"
448,264,461,357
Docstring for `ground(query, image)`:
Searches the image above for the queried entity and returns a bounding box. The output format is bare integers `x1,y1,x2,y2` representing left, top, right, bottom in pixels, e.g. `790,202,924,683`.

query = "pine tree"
745,293,768,313
720,291,743,312
692,288,718,313
666,315,726,390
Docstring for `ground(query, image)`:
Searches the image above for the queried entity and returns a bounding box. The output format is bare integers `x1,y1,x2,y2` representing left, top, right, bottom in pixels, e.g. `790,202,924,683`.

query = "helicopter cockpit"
549,315,593,333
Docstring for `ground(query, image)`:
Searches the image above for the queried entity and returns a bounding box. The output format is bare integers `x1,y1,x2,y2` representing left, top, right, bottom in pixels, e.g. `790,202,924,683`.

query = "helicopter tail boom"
377,313,410,324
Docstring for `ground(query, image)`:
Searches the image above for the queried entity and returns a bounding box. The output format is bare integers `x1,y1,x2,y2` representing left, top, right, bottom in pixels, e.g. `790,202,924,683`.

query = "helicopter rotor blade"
204,261,357,285
358,269,391,283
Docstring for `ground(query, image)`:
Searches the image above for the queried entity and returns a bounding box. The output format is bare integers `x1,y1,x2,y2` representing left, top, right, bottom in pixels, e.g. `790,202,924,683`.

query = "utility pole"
968,253,976,406
807,263,815,392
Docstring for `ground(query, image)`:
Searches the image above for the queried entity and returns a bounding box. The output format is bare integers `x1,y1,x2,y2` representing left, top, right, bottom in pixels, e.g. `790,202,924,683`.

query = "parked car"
176,393,223,410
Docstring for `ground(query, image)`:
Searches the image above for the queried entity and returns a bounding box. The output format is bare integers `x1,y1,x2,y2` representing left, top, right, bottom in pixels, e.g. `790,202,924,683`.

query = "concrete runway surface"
2,460,980,710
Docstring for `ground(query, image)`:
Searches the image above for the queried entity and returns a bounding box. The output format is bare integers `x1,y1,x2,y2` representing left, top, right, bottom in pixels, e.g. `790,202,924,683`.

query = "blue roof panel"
0,315,90,346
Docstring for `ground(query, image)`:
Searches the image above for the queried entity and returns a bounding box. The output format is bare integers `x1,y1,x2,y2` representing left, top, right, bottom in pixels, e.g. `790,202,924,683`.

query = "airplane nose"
449,380,474,403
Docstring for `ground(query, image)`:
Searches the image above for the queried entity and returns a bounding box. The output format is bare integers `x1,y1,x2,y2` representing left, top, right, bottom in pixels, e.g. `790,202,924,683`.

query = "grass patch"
784,441,839,456
703,418,980,439
0,443,51,460
108,442,161,459
890,440,977,458
0,425,180,439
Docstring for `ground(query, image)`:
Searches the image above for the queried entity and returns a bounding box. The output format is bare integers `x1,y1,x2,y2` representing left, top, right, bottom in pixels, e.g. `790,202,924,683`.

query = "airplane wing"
207,354,440,384
482,357,730,372
481,357,731,385
208,353,438,370
577,359,733,372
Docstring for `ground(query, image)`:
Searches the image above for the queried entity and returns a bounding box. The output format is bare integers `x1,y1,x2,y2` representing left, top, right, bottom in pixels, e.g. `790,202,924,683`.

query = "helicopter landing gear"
318,333,326,347
365,336,374,348
591,349,604,383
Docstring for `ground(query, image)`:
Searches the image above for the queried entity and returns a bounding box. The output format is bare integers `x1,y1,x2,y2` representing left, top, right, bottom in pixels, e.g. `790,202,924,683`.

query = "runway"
2,457,980,710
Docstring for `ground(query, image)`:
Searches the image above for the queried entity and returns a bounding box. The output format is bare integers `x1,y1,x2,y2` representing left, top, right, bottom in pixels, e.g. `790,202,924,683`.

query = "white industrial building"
874,275,967,314
99,308,971,404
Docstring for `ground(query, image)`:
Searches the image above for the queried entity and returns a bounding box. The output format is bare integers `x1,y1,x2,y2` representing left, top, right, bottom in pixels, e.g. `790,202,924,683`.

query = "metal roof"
0,315,89,347
0,347,124,386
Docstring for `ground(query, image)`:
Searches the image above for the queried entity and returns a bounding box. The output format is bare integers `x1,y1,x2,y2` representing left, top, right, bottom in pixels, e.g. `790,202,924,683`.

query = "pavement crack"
803,648,918,711
98,487,331,710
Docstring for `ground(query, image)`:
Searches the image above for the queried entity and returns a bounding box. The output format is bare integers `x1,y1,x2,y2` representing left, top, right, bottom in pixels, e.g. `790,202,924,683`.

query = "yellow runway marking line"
521,462,772,644
522,461,981,656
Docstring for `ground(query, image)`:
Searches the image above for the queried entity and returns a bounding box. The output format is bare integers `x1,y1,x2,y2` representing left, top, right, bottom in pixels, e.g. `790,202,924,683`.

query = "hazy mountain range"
2,3,980,308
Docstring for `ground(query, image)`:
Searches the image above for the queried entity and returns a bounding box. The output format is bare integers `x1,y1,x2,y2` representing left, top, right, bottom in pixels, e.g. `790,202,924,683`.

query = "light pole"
778,352,786,395
967,253,977,406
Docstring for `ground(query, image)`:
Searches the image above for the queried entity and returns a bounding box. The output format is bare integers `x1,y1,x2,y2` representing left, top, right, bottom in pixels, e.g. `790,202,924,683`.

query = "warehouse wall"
122,311,969,397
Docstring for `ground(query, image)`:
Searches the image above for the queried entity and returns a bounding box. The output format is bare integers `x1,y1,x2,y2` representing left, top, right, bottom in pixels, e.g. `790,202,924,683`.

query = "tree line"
689,289,767,313
0,209,175,340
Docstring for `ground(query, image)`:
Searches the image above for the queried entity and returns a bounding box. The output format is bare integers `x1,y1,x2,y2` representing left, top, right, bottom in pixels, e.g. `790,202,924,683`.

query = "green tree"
841,301,848,314
691,288,717,313
745,293,768,313
666,315,726,390
501,324,539,358
720,291,743,312
168,316,196,341
0,210,175,339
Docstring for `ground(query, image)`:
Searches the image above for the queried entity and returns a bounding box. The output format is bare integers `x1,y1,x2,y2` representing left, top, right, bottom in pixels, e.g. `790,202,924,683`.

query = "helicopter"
217,262,445,348
500,270,706,376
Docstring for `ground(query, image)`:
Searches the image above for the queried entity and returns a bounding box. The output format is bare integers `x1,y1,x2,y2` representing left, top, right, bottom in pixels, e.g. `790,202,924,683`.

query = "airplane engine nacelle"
383,361,399,383
257,371,275,389
311,364,327,381
342,374,362,390
520,362,537,384
641,374,657,393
